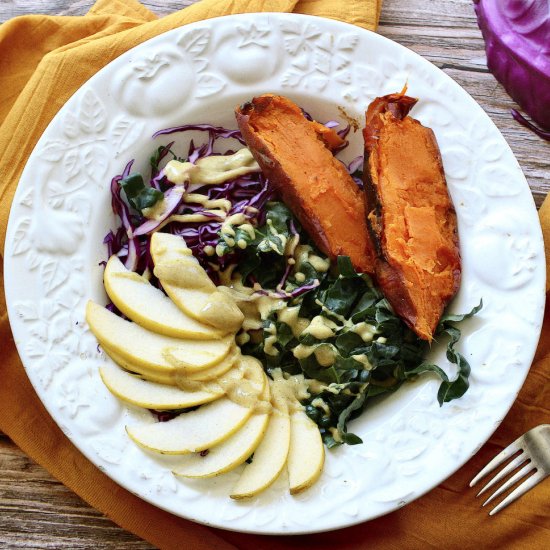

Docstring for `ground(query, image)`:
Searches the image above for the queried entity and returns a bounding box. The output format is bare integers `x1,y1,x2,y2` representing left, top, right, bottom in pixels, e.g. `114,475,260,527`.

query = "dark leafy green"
219,202,307,288
119,173,164,213
150,144,176,173
432,302,483,404
220,202,293,254
233,201,481,447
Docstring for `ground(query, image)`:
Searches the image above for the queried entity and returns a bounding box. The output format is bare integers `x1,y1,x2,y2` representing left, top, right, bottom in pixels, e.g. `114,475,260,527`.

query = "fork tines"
470,424,550,515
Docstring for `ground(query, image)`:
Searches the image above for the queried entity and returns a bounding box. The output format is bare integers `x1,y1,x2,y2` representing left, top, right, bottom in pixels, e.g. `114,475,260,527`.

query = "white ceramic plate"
4,13,545,534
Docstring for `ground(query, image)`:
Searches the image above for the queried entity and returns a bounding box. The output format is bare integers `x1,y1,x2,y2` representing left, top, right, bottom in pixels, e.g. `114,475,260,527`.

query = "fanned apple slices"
86,301,234,372
173,412,270,478
171,375,325,497
103,255,225,340
89,231,327,498
150,232,243,333
101,344,239,385
172,372,271,478
127,356,267,454
230,383,291,499
127,397,256,455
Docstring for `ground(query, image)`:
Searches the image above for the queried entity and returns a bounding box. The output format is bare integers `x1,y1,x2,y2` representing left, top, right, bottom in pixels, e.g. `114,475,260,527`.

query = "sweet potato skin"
363,93,461,341
236,95,376,274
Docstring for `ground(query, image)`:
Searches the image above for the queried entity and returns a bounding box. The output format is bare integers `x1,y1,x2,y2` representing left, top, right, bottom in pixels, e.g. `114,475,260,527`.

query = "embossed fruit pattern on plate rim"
4,13,545,534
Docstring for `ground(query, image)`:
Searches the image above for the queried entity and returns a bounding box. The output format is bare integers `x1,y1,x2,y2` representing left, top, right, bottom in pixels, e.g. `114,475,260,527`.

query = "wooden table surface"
1,0,549,548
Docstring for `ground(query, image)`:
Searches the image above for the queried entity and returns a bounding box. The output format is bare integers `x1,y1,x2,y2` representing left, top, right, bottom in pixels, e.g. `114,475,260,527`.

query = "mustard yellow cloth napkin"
0,1,548,549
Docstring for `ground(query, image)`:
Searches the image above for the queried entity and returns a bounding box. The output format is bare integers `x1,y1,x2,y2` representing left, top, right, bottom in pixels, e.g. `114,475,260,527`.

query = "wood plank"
0,433,153,548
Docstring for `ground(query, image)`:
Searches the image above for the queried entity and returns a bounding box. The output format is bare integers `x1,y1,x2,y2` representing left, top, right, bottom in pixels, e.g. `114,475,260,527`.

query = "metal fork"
470,424,550,515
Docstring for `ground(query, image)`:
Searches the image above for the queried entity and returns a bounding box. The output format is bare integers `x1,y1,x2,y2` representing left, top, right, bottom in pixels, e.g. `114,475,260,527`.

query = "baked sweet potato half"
235,94,376,274
363,92,461,341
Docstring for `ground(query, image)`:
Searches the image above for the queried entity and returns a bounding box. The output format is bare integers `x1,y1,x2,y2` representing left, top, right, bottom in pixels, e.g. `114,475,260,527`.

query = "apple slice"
86,301,233,373
175,346,239,382
172,412,270,478
165,343,240,374
150,232,243,332
172,370,271,478
205,356,268,408
102,344,240,387
101,346,176,385
150,232,216,290
230,384,291,499
287,409,325,494
99,363,223,409
103,255,224,339
126,397,255,454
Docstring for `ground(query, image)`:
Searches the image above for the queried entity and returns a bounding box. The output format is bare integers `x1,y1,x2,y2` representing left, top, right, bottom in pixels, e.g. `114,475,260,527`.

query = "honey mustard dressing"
164,148,260,187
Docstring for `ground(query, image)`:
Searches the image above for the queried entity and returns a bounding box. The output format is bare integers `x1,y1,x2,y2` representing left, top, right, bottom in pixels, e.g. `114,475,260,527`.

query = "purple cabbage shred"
511,109,550,141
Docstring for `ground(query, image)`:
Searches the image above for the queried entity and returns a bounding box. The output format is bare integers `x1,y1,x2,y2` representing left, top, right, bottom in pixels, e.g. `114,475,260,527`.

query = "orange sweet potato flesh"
235,95,376,274
363,92,461,341
310,120,347,151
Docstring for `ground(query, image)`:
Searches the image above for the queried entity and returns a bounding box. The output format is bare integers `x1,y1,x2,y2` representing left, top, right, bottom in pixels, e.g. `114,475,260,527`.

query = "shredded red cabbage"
153,124,246,164
106,124,274,282
105,120,358,291
347,155,364,188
